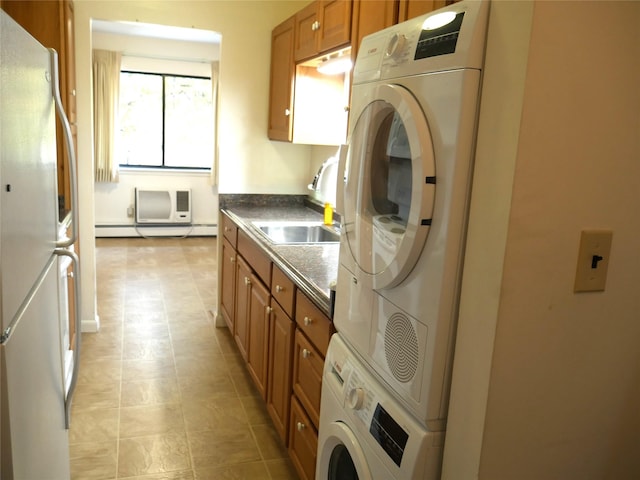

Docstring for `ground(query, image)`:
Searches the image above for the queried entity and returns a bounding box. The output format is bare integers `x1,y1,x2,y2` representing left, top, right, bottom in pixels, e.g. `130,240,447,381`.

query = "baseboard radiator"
135,188,192,225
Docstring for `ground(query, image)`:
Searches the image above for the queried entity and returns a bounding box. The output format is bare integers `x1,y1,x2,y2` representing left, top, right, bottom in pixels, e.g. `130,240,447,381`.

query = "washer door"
316,421,372,480
344,83,436,290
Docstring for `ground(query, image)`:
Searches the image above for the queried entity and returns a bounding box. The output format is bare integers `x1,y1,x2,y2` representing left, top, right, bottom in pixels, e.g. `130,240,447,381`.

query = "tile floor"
69,237,299,480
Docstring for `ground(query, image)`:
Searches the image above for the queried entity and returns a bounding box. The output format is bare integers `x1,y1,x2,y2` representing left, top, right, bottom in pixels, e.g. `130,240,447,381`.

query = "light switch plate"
574,230,613,292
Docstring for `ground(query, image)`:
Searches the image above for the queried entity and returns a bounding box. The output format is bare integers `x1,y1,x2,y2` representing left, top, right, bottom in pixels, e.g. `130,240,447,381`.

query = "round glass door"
317,422,371,480
343,84,436,289
328,444,358,480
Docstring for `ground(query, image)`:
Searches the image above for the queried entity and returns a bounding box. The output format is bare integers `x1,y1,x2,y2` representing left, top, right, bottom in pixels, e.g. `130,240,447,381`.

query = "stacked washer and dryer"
316,2,490,479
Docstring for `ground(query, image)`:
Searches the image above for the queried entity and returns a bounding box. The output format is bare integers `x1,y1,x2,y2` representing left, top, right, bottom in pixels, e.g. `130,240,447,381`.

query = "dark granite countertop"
220,195,339,316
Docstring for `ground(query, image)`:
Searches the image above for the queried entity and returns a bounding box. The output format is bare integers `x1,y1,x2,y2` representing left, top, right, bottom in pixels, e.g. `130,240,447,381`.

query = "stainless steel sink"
252,221,340,244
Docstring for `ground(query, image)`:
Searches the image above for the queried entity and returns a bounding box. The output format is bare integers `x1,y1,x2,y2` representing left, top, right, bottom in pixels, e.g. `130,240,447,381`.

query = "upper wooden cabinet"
268,7,350,145
1,0,77,216
351,0,398,59
294,0,353,62
268,16,296,142
398,0,454,22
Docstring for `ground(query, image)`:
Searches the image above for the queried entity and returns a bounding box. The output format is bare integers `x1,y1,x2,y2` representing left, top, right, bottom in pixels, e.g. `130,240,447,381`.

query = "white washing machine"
316,334,444,480
333,0,490,430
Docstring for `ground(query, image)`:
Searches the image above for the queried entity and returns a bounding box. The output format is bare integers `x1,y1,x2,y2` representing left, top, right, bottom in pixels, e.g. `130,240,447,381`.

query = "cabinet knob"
276,285,284,293
284,108,291,116
67,271,74,279
302,348,311,359
297,422,306,431
303,316,313,326
266,306,273,314
230,256,235,263
244,277,251,286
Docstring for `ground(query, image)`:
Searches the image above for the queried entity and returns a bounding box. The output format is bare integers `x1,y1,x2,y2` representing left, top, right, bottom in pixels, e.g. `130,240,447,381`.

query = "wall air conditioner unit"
135,188,192,225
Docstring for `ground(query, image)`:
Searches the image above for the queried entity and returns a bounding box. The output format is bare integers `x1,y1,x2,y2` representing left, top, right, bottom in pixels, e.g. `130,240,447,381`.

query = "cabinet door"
234,255,251,360
246,274,270,399
267,301,294,444
220,238,237,332
294,2,318,62
268,16,295,141
398,0,451,22
288,395,318,480
352,0,398,57
316,0,352,54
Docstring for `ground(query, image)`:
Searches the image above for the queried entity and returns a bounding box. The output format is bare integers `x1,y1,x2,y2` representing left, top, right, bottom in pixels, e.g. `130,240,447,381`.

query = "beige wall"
445,1,640,478
74,1,309,328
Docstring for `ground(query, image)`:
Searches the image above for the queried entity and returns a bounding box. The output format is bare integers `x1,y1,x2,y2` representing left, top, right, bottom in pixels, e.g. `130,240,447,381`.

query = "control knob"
348,387,365,410
386,33,407,60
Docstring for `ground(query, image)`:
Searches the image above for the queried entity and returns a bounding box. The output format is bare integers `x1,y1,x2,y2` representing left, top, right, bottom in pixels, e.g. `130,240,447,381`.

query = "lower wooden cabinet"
220,238,236,331
288,395,318,480
234,255,251,360
292,329,324,429
246,273,270,399
220,210,331,477
267,300,295,443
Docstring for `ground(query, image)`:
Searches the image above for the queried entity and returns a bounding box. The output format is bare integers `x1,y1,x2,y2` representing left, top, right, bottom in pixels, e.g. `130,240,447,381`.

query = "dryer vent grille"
384,312,419,383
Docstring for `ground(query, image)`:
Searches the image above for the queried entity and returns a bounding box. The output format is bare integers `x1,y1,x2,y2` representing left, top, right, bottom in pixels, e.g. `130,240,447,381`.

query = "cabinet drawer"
288,395,318,480
272,264,295,317
221,211,238,246
292,329,323,429
238,230,271,287
295,291,332,357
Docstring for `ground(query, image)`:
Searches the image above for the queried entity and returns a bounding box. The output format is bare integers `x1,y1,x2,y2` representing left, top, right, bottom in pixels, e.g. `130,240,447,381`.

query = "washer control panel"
324,334,446,479
344,359,409,467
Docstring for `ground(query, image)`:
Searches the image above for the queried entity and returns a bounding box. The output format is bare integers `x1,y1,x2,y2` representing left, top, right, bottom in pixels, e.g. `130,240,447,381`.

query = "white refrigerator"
0,10,80,479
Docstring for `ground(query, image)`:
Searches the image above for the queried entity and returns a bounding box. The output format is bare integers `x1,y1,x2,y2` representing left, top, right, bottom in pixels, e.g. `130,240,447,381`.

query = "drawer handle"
304,316,313,326
244,276,251,286
275,285,284,293
302,348,311,359
297,422,306,431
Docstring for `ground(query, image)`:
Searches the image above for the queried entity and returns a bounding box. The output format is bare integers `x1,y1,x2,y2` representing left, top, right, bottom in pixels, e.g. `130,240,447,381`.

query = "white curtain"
210,60,220,186
92,49,122,183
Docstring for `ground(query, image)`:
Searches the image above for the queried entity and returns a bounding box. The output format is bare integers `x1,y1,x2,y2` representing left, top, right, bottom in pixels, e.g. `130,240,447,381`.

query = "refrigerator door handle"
54,248,81,429
49,48,79,249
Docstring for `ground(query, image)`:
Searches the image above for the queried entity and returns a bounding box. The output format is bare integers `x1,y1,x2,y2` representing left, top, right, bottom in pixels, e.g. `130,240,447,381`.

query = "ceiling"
92,19,221,44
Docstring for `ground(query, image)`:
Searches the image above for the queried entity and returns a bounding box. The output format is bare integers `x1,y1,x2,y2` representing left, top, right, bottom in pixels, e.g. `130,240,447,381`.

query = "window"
119,71,214,169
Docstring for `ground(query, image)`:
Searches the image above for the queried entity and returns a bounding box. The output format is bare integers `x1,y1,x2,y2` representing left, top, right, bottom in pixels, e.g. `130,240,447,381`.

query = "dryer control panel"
352,0,489,84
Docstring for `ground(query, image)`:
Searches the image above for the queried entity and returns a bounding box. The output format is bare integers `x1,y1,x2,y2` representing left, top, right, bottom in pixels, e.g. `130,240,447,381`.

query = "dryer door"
316,421,372,480
343,83,436,289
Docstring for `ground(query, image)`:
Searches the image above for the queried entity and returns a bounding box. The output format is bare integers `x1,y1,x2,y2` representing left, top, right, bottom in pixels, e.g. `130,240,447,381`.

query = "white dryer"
334,0,490,430
316,334,444,480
